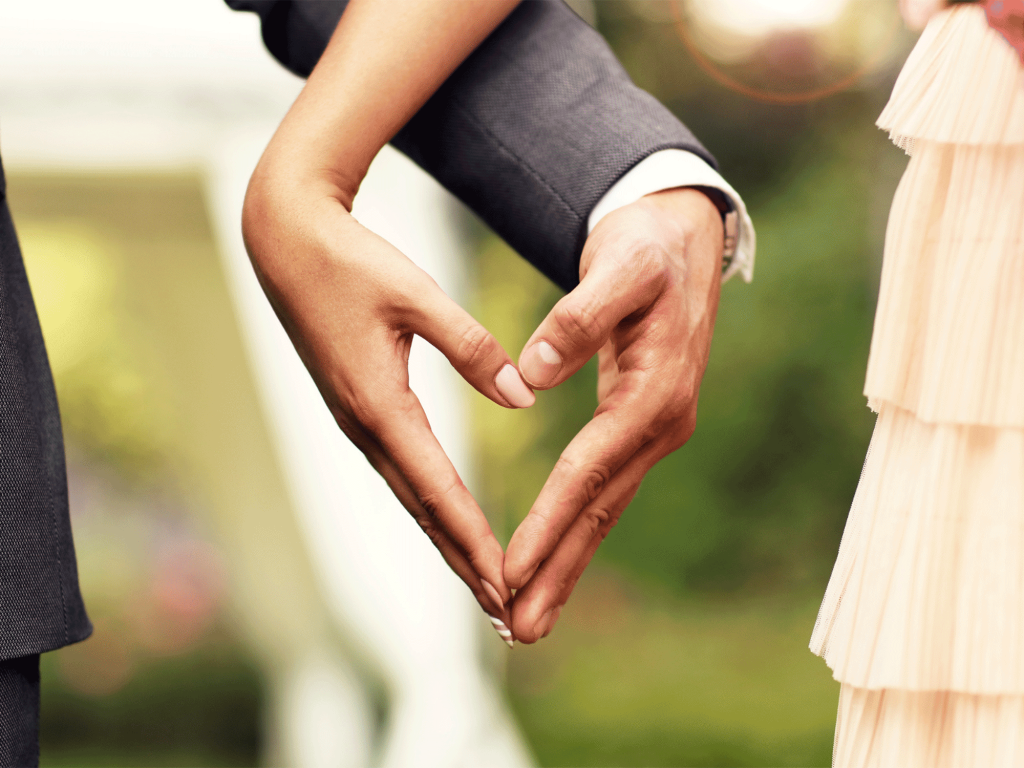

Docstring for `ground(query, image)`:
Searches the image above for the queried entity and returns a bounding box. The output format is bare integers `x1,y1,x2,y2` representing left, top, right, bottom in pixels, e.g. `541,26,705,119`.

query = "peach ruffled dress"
810,5,1024,765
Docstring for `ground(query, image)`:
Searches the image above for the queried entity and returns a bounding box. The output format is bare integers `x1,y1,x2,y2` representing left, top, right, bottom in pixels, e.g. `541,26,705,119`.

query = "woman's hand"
242,172,532,629
240,0,523,633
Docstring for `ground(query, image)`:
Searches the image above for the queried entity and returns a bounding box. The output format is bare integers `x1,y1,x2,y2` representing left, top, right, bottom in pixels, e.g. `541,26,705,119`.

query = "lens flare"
674,0,904,104
698,0,852,36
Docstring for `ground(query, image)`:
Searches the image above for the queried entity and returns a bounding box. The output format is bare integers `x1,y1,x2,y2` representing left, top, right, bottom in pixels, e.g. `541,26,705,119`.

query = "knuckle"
647,401,678,436
351,386,421,439
646,378,699,439
456,323,498,371
580,504,616,540
584,468,608,501
418,477,462,520
642,417,668,445
466,538,501,575
668,414,697,452
630,240,673,288
555,298,606,347
413,513,445,547
348,389,388,433
556,456,611,505
604,235,673,296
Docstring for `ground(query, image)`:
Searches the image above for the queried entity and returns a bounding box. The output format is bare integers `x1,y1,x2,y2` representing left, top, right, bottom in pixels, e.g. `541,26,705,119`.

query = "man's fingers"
509,442,662,643
504,376,662,589
407,275,534,409
518,249,661,391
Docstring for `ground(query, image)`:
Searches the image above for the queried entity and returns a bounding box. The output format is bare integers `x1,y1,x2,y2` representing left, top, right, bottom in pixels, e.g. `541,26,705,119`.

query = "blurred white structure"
0,1,530,765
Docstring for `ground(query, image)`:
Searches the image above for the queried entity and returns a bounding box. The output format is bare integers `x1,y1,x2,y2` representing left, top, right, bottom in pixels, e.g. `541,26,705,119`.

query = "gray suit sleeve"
226,0,717,292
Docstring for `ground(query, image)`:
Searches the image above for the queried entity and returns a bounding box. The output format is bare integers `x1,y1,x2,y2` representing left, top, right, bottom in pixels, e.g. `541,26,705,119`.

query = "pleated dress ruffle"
810,6,1024,766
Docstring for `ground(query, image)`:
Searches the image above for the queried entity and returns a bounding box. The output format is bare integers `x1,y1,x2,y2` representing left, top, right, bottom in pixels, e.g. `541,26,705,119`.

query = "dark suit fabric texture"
0,156,91,667
226,0,717,293
0,654,40,768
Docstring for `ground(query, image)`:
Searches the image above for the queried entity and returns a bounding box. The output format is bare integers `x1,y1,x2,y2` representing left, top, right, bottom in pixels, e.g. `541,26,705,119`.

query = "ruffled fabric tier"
810,403,1024,693
834,683,1024,768
813,6,1024,762
863,139,1024,427
877,5,1024,152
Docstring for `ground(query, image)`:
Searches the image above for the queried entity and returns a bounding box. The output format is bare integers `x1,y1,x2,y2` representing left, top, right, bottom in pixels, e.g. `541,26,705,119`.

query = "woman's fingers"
509,440,663,643
357,383,513,608
407,274,534,409
350,422,515,640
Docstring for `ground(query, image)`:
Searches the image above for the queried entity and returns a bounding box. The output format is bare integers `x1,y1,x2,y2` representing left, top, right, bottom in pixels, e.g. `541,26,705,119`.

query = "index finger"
367,385,513,607
503,371,662,589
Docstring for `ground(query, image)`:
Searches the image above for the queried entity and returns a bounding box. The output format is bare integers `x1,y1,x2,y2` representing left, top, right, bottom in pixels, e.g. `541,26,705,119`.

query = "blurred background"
0,0,916,765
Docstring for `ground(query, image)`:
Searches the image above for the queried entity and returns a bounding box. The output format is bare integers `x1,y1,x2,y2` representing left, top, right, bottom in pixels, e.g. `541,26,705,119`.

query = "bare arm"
241,0,525,636
251,0,521,210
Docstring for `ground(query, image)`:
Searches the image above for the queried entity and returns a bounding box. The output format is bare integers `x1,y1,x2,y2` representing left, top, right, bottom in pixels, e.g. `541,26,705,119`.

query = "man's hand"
504,187,724,643
241,174,534,628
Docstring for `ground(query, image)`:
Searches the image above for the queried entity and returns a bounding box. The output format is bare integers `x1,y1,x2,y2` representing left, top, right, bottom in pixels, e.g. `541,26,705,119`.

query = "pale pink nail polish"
481,579,505,614
495,364,535,408
520,341,562,388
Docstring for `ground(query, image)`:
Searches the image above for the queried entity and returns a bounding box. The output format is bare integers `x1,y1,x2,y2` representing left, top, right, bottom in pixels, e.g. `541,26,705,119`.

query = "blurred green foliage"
40,637,262,768
38,638,264,768
507,572,839,767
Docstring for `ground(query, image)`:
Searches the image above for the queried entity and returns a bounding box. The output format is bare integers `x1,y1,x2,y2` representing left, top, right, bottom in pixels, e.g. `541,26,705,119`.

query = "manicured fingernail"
489,615,515,648
481,579,505,614
520,341,562,388
495,364,535,408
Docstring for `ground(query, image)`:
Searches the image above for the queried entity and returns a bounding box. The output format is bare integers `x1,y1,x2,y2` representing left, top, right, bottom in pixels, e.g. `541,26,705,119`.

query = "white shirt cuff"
587,149,756,283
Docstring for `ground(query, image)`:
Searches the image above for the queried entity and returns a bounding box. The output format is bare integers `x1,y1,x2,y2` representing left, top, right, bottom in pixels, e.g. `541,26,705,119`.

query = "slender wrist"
254,0,522,215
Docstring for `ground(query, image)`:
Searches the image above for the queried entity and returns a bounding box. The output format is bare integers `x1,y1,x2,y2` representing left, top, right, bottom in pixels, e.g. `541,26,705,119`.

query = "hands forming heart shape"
244,176,723,645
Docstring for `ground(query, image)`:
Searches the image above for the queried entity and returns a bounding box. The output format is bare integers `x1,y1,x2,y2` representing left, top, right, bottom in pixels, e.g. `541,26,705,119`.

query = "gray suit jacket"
227,0,717,292
0,159,91,661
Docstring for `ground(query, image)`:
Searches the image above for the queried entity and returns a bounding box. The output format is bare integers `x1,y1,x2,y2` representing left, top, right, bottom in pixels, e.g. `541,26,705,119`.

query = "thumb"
518,258,657,390
409,275,535,409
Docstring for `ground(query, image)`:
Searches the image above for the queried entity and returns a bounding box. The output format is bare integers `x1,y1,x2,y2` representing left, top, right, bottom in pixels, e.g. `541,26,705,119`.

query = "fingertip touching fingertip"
503,559,539,591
